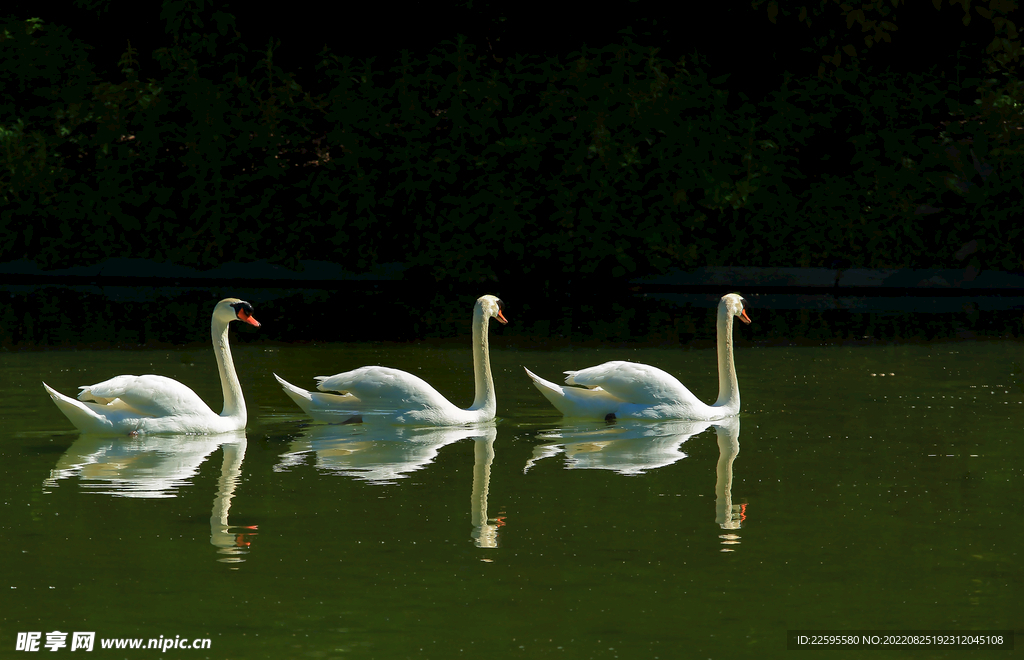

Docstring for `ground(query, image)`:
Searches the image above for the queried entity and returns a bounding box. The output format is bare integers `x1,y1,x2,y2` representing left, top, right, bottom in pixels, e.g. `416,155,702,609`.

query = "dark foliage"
2,0,1022,298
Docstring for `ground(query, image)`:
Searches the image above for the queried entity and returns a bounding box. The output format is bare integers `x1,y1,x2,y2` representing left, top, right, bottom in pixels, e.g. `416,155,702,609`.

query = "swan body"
43,298,260,435
525,293,750,421
275,295,507,425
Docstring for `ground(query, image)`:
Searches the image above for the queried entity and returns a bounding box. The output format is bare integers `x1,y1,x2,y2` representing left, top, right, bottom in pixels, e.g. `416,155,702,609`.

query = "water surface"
1,331,1021,658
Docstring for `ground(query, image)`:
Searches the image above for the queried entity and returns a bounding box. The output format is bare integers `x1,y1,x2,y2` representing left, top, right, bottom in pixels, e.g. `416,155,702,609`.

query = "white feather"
43,298,260,435
276,295,507,426
524,293,750,421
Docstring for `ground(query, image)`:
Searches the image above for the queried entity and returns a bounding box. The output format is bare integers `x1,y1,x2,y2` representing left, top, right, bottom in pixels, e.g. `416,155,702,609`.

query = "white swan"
524,293,750,421
274,294,507,425
42,298,260,435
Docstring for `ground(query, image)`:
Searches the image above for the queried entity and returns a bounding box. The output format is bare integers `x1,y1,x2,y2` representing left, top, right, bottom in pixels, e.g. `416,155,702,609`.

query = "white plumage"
43,298,260,435
275,295,507,425
525,293,751,421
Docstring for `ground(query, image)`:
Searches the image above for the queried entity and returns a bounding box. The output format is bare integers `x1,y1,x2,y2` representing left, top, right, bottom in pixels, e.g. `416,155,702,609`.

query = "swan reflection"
275,423,502,547
712,417,745,536
469,429,501,548
526,417,746,548
524,418,715,474
43,432,256,562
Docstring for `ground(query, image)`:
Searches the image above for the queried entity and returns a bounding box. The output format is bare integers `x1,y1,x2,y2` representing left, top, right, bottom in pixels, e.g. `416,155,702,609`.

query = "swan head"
722,293,751,325
477,295,508,325
216,298,261,327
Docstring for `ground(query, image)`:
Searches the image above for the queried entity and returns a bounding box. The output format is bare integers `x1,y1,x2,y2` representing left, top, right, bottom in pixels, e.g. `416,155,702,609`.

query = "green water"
1,336,1022,659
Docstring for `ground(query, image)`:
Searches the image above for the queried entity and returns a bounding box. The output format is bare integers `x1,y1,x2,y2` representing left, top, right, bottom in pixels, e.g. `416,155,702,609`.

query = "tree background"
2,0,1022,299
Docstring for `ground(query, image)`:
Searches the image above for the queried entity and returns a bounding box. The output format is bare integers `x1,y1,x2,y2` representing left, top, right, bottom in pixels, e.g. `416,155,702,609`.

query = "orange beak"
239,309,261,327
496,309,508,325
739,310,751,325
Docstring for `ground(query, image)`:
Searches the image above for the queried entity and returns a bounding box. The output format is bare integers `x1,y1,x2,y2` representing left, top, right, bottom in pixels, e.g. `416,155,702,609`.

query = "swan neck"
469,305,496,416
213,317,246,422
713,303,740,413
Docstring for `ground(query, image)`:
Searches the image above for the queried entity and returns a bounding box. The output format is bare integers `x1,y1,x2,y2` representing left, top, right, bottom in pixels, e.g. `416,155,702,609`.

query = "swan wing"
564,361,702,406
315,366,454,411
79,375,214,418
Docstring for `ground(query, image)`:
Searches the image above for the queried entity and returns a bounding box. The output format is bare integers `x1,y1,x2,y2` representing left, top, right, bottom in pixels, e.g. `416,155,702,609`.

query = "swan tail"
523,367,622,419
274,373,363,417
43,383,122,433
274,373,316,414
